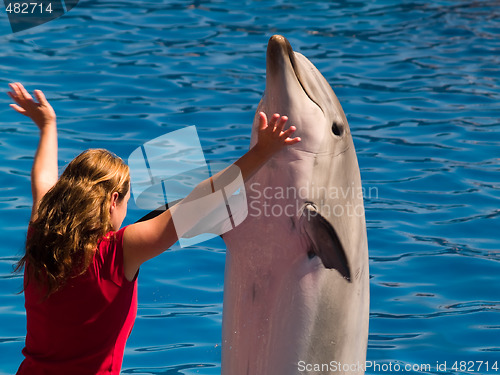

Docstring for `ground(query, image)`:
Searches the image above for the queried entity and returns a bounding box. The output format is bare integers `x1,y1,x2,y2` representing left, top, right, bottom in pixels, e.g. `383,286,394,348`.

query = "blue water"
0,1,499,374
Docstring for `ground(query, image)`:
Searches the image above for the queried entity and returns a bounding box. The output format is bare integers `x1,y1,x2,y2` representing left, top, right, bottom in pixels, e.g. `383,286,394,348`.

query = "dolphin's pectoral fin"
301,203,351,282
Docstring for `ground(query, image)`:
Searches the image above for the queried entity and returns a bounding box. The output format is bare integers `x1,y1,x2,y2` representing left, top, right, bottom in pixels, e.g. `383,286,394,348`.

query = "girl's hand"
8,82,56,130
254,112,301,158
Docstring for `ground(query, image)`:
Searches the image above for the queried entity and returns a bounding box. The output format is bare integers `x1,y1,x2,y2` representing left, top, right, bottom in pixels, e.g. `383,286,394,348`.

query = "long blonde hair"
17,149,130,297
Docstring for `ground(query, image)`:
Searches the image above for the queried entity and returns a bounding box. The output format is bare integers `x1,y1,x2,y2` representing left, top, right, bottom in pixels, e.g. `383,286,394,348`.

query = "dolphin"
220,35,370,375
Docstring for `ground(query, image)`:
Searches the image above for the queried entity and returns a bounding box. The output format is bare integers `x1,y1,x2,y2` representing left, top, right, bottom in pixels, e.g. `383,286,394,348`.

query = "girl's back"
19,227,137,375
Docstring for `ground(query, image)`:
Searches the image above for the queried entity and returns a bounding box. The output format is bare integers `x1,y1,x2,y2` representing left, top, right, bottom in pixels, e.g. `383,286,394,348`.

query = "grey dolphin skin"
221,35,369,374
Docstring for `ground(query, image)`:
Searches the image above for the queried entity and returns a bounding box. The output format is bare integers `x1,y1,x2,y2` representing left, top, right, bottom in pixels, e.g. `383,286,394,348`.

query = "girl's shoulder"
98,225,129,249
94,225,132,286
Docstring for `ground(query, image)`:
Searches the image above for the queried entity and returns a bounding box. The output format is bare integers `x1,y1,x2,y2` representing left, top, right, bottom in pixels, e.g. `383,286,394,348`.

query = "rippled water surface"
0,1,499,374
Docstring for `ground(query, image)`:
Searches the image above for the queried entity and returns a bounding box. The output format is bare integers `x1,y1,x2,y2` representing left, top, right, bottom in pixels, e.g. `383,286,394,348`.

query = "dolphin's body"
221,35,369,375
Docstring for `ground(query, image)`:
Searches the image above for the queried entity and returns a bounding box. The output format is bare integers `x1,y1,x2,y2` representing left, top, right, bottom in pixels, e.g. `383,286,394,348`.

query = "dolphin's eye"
331,121,344,136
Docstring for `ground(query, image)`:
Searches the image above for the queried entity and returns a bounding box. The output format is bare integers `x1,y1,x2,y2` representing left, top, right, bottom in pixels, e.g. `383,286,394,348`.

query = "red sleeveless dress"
17,226,137,375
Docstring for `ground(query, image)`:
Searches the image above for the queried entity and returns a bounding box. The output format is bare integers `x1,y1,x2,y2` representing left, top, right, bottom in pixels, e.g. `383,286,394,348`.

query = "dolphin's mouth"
266,35,323,114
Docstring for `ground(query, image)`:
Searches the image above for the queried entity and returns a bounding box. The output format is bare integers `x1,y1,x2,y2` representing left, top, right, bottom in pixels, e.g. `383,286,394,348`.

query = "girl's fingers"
258,111,300,146
18,83,33,101
9,103,27,115
267,113,280,133
275,116,288,134
258,112,268,131
10,82,33,102
7,91,28,108
34,90,48,106
7,90,18,102
8,84,22,102
8,82,19,93
10,83,23,99
280,125,296,139
8,83,33,106
284,136,301,145
282,125,301,145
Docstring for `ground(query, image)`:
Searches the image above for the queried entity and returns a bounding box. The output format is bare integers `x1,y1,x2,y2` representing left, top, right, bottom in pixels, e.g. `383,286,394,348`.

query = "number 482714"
452,361,499,372
6,2,54,14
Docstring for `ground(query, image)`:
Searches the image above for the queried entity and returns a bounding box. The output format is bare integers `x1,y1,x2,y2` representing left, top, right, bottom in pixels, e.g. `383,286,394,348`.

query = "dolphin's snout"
259,34,350,156
267,35,292,54
266,35,295,76
267,34,291,50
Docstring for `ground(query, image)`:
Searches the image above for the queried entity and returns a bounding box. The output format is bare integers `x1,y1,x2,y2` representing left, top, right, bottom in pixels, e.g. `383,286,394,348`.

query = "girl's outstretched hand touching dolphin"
233,112,300,182
254,112,301,158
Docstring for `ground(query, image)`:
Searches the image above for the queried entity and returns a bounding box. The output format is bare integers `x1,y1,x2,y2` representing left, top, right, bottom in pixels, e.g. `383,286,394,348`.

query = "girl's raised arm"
122,113,300,281
8,83,58,222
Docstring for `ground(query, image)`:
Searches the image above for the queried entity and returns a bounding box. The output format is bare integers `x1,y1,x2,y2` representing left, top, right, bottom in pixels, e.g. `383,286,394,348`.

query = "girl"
8,82,300,375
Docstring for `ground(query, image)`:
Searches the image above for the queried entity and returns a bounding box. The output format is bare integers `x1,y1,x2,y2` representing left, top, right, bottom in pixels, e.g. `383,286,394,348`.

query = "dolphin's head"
251,35,351,155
